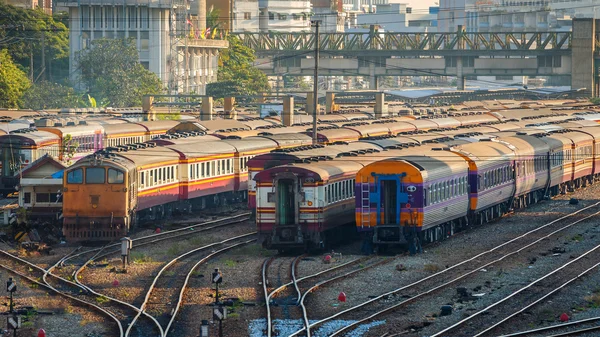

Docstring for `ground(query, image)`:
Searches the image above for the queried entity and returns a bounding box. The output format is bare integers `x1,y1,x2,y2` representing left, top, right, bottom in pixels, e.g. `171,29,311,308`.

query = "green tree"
206,36,270,100
76,38,163,107
0,3,69,82
0,50,31,108
62,134,79,165
21,81,84,109
206,6,221,31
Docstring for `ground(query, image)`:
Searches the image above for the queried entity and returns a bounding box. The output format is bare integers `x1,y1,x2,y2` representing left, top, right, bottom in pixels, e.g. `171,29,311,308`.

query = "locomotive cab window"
86,168,105,184
108,169,124,184
67,168,83,184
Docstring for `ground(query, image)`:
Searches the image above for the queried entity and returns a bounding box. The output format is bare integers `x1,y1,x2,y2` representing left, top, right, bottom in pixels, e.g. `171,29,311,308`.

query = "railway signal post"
6,278,16,313
213,306,226,337
211,268,222,304
198,319,209,337
120,237,132,272
6,315,21,337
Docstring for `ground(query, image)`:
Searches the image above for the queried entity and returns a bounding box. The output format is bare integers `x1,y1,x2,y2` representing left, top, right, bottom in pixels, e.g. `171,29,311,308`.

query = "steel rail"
0,251,123,336
164,239,256,336
62,212,251,264
297,257,392,337
72,246,165,336
262,255,304,337
328,207,600,337
84,215,250,267
432,242,600,336
289,201,600,337
262,257,275,337
125,231,257,337
499,317,600,337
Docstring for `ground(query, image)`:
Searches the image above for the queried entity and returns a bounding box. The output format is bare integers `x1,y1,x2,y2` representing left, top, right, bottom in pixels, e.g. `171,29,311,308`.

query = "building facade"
259,0,312,32
5,0,52,14
57,0,227,94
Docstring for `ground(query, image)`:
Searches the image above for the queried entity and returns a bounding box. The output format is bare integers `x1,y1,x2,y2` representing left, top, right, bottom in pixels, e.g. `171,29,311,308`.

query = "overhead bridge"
234,18,600,96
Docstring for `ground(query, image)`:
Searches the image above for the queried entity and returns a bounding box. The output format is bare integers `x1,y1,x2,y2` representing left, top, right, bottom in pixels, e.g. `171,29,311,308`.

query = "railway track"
262,255,305,337
125,232,257,337
261,255,393,337
0,249,160,337
287,200,600,337
431,241,600,336
499,317,600,337
0,213,252,337
61,213,252,266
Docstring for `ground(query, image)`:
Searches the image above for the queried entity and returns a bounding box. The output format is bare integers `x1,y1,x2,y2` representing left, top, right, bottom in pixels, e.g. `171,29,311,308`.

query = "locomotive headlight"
92,204,98,209
307,201,313,206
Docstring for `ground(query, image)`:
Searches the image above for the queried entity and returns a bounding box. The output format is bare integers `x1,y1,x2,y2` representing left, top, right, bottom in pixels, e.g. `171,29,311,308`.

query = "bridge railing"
233,31,573,53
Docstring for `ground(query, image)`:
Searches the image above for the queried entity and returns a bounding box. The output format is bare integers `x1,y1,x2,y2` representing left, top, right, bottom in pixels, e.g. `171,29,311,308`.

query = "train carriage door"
372,173,408,226
383,180,397,224
277,178,296,225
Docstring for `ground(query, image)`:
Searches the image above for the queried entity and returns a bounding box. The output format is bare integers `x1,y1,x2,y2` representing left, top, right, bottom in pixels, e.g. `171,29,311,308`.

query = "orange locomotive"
62,133,312,242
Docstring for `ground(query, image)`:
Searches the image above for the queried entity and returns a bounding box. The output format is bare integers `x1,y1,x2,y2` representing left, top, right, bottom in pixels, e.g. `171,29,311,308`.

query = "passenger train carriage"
253,136,474,250
355,126,600,253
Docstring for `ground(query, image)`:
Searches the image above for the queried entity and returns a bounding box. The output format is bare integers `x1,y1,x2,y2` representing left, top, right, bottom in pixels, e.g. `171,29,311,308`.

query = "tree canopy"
76,38,163,107
0,3,69,82
0,49,31,108
206,36,270,100
21,81,84,110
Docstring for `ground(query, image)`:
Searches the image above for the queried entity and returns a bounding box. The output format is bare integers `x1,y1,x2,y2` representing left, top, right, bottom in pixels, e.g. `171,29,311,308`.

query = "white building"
351,3,438,32
233,0,260,32
259,0,312,32
56,0,228,94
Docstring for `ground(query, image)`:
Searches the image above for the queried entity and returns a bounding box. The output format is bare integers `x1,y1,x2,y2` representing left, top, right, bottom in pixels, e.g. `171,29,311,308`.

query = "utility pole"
311,20,321,145
29,42,34,82
40,31,46,82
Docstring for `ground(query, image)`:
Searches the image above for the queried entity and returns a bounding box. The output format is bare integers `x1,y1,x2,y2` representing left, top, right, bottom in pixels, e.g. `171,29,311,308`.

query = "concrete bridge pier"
283,96,294,126
369,62,379,89
200,97,213,120
456,56,465,90
571,18,600,97
375,92,387,118
306,92,322,115
326,92,336,114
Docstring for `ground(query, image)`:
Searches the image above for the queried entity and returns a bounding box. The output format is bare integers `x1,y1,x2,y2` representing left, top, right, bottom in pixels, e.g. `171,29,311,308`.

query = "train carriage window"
211,161,215,176
201,163,205,177
108,169,124,184
67,169,83,184
227,159,231,173
86,168,105,184
171,167,175,181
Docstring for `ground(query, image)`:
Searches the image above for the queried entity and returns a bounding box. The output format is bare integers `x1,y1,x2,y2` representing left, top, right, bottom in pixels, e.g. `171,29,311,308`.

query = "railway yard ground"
4,184,600,336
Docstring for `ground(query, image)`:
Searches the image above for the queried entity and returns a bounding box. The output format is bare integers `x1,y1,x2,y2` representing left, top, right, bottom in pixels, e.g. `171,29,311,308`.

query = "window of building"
67,168,83,184
86,168,105,184
244,12,251,20
24,192,31,204
108,168,124,184
278,13,287,20
269,12,274,20
141,6,149,28
36,193,50,203
141,31,149,51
